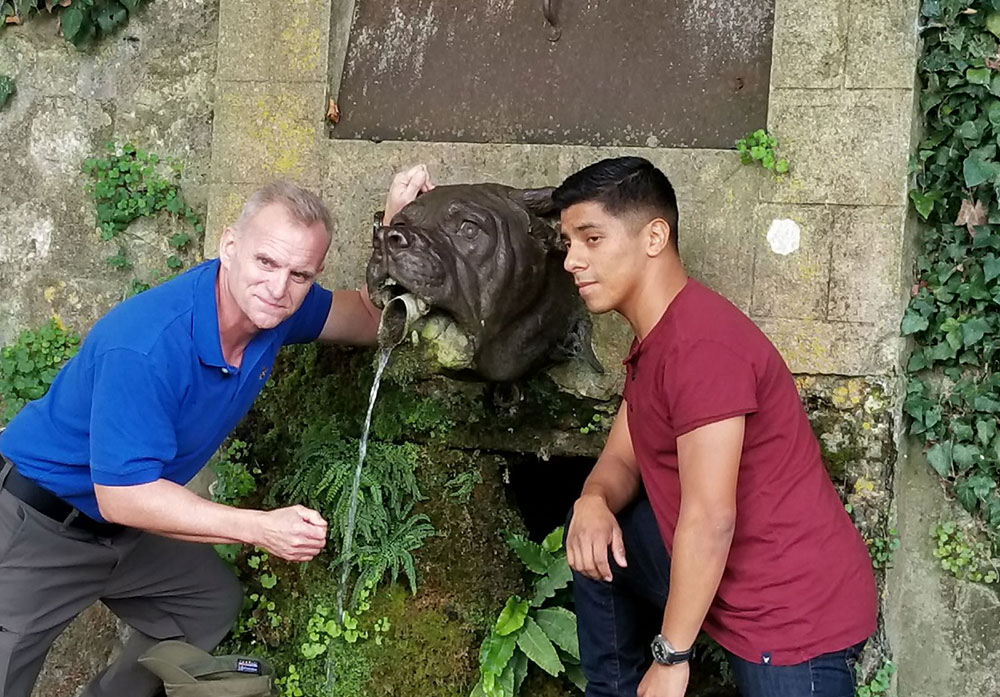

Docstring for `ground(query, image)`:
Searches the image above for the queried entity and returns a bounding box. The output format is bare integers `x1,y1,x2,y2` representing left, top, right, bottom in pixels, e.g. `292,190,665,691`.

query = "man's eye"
587,236,602,245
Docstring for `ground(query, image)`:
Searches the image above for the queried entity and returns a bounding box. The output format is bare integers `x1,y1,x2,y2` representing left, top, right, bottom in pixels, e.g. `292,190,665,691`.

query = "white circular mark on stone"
766,218,801,255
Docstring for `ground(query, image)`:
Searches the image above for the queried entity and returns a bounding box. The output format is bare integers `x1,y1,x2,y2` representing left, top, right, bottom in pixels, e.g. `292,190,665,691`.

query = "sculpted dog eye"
457,220,481,238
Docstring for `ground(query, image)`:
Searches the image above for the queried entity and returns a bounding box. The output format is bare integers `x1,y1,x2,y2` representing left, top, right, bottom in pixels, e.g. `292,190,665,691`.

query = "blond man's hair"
236,180,333,238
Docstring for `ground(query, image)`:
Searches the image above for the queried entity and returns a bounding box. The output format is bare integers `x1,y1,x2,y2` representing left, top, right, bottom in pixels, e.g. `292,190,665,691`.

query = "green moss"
361,585,478,697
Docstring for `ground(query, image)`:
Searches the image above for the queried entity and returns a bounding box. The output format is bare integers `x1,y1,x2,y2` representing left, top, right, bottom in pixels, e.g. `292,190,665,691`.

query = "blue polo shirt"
0,259,332,521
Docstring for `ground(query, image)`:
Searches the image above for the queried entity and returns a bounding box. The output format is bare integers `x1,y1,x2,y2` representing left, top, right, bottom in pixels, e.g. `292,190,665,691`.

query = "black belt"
1,461,126,537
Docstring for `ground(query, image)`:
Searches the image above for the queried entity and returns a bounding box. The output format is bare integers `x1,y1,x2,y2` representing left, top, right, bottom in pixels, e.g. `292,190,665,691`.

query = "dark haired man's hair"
552,157,679,251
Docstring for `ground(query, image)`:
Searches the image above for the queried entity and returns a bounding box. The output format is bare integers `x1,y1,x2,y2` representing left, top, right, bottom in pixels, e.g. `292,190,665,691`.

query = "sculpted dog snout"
372,226,411,254
385,227,410,251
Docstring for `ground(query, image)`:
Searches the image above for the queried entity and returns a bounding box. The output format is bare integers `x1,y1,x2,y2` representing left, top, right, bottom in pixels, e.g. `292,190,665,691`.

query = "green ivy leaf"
901,310,930,335
494,597,529,636
541,527,564,554
909,189,937,219
962,317,991,346
565,663,587,692
534,607,580,660
927,441,954,478
963,146,1000,188
987,12,1000,38
479,632,517,678
61,7,85,40
506,533,554,575
530,556,573,607
515,616,564,677
967,67,992,86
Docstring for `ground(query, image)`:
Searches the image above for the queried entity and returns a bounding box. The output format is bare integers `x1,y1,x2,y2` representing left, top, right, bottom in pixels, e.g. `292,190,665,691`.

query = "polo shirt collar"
192,259,230,369
622,278,696,368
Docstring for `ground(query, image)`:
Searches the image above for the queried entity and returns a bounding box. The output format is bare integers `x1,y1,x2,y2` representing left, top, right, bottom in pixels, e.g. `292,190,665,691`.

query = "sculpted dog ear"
514,187,558,218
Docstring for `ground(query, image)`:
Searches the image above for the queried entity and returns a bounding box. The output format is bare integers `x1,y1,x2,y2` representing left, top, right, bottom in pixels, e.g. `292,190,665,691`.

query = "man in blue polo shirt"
0,167,434,697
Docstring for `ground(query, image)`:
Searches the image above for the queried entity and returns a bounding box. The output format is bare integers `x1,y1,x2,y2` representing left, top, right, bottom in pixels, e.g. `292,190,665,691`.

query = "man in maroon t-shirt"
555,157,876,697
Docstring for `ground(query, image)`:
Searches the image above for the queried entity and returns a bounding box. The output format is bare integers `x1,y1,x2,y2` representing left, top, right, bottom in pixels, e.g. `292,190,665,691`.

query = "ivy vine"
83,142,201,294
1,0,146,48
905,0,1000,553
0,75,14,110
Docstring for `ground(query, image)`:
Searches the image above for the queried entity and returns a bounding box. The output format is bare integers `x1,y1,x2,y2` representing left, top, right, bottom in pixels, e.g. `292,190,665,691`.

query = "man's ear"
219,226,237,267
646,218,673,257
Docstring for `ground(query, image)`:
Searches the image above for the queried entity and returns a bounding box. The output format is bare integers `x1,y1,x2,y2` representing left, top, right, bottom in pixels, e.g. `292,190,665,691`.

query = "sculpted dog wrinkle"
367,183,601,382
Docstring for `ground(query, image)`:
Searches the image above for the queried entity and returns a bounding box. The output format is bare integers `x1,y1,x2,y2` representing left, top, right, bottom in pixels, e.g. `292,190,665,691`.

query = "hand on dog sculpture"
367,183,601,382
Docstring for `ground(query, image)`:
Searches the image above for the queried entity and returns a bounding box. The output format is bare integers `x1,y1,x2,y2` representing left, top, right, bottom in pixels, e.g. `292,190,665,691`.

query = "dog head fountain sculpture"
367,183,601,382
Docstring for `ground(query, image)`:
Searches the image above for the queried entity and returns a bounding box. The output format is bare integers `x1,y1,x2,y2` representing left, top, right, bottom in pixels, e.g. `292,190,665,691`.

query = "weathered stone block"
764,88,912,206
210,81,327,184
272,0,332,83
888,442,1000,697
828,206,906,327
754,317,898,375
845,0,919,89
770,0,848,89
204,181,262,254
216,0,271,83
750,204,831,320
28,97,112,181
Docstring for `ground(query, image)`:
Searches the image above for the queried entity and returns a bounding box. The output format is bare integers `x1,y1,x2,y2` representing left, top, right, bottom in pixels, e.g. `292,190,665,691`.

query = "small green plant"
471,527,584,697
83,142,202,292
210,439,260,507
299,581,391,659
931,521,999,584
0,318,80,424
866,528,901,569
231,551,288,646
0,75,14,109
735,129,789,176
445,469,483,502
272,424,435,605
856,658,895,697
275,663,304,697
1,0,147,48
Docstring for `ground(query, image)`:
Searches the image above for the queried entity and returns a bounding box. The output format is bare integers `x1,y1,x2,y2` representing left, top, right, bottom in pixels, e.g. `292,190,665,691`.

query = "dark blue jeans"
567,498,866,697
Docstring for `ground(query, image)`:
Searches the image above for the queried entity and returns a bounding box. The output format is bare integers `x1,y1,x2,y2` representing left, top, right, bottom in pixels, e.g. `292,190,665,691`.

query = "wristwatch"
650,634,694,665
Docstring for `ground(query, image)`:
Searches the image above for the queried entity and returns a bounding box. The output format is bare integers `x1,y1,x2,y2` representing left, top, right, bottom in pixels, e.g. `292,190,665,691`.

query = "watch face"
651,637,670,663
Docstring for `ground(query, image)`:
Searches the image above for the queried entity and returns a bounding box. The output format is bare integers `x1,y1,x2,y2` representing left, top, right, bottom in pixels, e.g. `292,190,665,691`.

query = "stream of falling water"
326,346,393,690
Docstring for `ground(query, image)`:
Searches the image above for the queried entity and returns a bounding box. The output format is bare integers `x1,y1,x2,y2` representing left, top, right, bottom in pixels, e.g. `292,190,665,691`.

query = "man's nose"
564,244,585,273
266,270,290,299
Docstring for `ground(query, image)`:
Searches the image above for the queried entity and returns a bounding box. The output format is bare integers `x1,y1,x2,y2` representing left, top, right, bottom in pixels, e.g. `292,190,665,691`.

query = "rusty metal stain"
331,0,775,148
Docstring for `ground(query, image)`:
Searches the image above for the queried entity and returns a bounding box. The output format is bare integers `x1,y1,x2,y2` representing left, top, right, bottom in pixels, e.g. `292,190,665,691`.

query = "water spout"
377,293,428,348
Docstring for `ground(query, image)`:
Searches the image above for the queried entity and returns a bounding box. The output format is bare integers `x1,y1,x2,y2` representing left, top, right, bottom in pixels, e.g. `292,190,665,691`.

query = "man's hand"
383,164,434,223
637,662,690,697
566,494,627,582
254,505,328,562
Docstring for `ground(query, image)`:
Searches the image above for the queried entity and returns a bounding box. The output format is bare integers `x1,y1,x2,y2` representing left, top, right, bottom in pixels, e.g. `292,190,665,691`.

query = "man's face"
560,201,649,315
219,202,329,330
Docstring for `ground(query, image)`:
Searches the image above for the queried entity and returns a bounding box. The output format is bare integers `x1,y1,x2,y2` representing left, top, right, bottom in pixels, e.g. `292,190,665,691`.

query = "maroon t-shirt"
622,278,876,665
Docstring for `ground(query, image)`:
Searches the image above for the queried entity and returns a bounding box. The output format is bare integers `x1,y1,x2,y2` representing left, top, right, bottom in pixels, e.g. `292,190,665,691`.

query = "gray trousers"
0,473,243,697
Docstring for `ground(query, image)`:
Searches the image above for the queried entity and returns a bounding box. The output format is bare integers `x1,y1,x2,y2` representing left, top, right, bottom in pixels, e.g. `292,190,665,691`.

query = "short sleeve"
89,349,178,486
282,283,334,345
663,339,758,436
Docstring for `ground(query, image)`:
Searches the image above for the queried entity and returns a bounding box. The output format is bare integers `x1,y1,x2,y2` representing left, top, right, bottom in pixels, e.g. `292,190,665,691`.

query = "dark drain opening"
505,454,595,541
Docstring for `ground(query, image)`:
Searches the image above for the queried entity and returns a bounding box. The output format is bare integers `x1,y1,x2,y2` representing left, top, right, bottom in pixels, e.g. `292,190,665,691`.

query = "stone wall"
0,3,218,695
0,0,216,347
2,0,998,695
